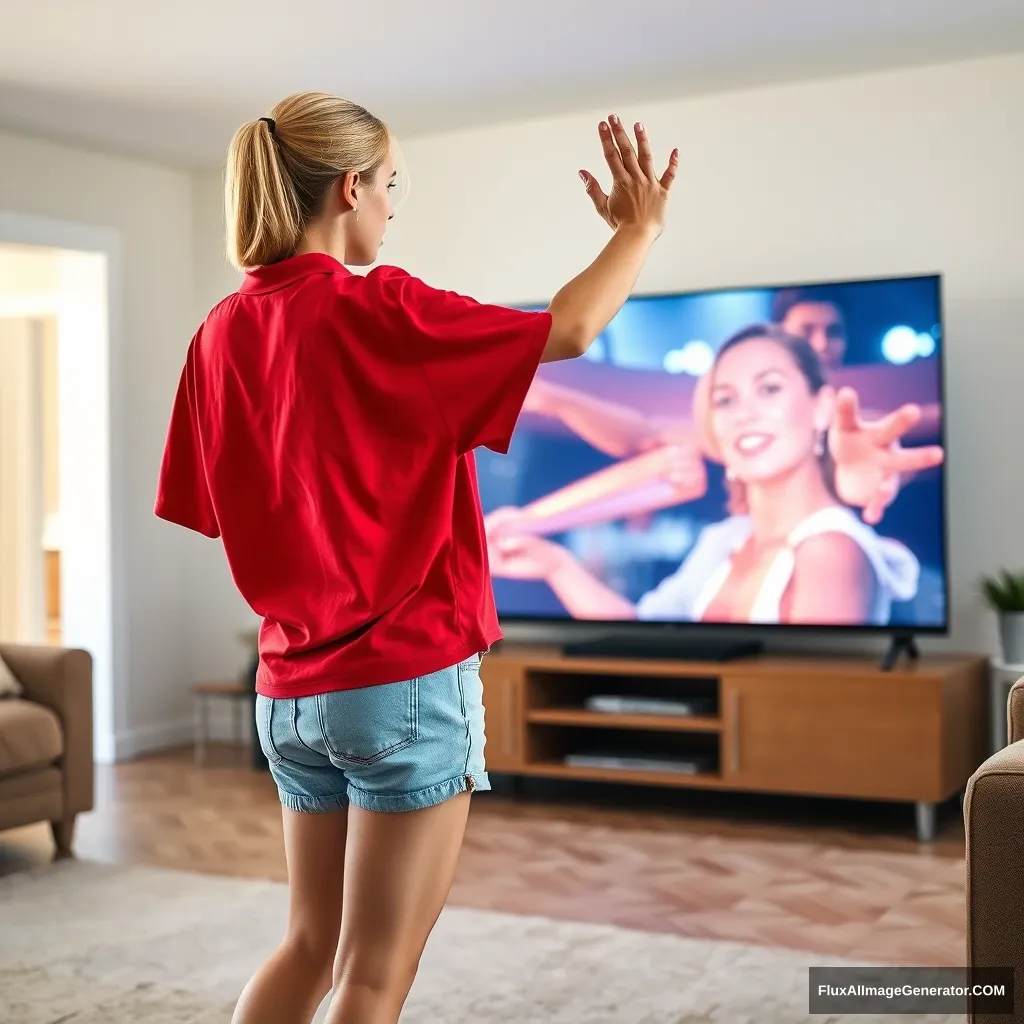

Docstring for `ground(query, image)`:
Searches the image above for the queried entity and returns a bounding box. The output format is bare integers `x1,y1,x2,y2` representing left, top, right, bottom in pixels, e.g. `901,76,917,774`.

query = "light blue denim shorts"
254,654,490,814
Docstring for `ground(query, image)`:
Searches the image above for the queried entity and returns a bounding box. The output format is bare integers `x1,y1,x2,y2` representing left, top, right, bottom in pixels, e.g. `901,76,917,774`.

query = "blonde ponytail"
224,92,396,271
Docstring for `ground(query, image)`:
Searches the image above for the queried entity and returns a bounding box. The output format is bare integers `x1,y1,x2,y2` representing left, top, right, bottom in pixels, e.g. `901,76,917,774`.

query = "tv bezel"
491,270,950,640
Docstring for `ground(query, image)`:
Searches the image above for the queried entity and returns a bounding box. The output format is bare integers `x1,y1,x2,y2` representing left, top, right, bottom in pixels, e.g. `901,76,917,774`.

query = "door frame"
0,210,124,765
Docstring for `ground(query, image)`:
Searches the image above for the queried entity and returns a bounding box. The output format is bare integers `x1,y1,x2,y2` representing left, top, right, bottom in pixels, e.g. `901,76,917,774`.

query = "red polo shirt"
155,252,551,698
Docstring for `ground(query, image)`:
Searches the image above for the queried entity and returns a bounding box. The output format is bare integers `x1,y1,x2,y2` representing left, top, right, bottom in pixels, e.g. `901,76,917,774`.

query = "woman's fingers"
861,495,888,526
879,444,945,474
607,114,643,179
871,403,922,447
598,120,626,180
660,148,680,191
579,169,610,221
634,121,655,180
832,387,861,433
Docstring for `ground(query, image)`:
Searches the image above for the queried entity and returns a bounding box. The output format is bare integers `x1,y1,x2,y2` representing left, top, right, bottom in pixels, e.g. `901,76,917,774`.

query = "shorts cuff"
278,790,350,814
348,772,491,814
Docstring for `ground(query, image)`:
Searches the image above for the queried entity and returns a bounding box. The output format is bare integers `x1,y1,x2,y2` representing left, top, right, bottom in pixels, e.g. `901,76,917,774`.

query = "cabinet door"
479,660,524,772
721,673,939,800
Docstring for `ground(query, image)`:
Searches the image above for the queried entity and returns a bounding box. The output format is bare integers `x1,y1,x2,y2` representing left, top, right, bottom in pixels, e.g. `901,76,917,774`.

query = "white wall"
0,130,197,757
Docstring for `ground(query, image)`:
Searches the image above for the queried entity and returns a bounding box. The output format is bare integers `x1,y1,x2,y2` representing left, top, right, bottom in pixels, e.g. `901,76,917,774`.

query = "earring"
814,430,825,457
725,467,736,482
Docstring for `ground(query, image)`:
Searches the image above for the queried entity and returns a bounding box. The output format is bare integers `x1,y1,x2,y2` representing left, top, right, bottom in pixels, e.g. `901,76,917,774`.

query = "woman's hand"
488,534,569,581
829,387,945,525
484,505,532,541
578,115,678,238
485,506,570,580
650,442,707,499
485,506,637,619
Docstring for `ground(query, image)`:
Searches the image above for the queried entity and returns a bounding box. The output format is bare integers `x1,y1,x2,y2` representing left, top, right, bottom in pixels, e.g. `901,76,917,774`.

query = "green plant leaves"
979,569,1024,611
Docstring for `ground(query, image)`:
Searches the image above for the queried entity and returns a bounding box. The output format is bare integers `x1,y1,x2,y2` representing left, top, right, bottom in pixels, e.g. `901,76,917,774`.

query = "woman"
154,92,678,1024
488,325,920,625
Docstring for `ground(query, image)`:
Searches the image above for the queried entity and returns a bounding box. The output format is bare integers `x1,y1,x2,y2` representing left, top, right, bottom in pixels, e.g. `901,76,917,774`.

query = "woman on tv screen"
486,324,921,625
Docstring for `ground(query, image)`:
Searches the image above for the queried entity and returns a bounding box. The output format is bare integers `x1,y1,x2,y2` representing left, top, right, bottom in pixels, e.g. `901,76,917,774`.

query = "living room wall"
0,128,197,758
188,52,1024,685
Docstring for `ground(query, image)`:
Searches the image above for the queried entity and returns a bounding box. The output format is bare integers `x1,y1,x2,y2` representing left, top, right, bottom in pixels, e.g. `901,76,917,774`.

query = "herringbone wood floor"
0,744,967,967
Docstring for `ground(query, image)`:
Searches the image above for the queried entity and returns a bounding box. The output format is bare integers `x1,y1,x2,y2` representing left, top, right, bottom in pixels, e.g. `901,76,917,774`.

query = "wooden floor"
0,744,968,967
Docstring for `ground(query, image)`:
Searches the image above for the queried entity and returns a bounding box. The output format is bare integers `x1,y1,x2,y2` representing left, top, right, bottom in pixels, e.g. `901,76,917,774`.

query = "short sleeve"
154,340,220,538
374,268,552,455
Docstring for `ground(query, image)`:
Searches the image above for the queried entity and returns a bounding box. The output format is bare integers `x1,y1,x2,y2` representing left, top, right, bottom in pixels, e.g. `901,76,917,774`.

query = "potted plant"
980,569,1024,664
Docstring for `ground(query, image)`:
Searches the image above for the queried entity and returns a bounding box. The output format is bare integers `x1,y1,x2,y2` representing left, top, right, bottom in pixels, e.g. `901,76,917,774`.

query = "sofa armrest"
963,739,1024,1021
0,643,94,816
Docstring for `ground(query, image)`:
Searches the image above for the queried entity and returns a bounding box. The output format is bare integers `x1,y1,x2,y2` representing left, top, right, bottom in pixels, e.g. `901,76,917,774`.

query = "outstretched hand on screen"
578,115,679,237
484,508,566,581
829,387,945,526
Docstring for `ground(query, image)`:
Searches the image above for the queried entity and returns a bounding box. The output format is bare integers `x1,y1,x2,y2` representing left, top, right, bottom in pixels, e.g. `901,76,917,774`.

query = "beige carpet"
0,858,964,1023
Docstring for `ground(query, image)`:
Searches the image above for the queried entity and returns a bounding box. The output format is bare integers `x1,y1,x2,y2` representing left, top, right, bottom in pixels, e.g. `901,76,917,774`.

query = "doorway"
0,312,56,644
0,212,121,765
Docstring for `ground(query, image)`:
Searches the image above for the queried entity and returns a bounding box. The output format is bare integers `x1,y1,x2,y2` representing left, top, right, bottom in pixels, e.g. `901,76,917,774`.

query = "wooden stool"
191,680,251,765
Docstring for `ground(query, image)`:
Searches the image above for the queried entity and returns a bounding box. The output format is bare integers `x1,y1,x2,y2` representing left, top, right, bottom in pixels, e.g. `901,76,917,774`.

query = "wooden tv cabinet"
477,643,988,842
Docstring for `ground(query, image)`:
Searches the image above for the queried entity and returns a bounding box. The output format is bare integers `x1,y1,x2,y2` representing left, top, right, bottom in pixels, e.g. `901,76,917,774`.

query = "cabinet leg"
915,801,936,843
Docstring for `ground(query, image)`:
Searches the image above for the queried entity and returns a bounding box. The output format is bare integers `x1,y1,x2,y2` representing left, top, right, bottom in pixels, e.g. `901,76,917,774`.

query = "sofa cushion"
0,653,22,698
0,699,63,775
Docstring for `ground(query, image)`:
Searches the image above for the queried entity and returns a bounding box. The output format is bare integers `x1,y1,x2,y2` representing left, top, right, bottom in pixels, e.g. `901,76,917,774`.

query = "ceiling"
0,0,1022,170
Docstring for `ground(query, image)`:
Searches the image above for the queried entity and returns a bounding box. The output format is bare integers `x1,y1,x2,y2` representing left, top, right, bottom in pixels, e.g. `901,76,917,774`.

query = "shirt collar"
239,252,351,294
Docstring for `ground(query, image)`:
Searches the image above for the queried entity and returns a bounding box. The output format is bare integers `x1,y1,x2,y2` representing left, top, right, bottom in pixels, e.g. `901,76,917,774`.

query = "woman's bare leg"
232,806,348,1024
324,791,472,1024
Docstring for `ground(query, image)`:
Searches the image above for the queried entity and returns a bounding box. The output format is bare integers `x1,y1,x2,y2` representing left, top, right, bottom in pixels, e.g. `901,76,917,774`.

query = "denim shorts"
254,654,490,814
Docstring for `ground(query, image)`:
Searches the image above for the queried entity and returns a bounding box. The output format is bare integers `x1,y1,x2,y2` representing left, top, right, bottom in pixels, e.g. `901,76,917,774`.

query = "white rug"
0,858,964,1023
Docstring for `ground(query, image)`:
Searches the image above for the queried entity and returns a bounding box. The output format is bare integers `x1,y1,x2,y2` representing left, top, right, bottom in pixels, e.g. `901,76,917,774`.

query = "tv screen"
480,274,947,633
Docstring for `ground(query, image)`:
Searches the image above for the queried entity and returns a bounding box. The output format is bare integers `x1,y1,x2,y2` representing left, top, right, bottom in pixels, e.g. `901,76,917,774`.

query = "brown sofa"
964,677,1024,1023
0,643,93,855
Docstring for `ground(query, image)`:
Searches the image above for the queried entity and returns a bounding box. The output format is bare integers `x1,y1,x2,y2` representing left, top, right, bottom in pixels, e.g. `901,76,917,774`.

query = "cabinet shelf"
523,760,725,789
526,707,721,733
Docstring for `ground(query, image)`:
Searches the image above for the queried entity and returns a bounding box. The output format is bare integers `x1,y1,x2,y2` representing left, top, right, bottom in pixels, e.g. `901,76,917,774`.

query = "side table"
191,680,251,765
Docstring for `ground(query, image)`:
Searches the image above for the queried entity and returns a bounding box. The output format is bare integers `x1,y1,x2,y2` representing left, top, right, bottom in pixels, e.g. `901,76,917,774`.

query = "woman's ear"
337,170,361,212
814,384,837,434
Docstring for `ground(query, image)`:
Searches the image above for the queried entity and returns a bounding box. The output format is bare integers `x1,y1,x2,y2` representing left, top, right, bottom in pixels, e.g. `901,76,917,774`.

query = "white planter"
998,612,1024,665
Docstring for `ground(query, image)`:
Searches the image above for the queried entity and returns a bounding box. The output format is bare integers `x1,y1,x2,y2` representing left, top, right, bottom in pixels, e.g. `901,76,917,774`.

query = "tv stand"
563,632,764,663
479,644,988,843
881,633,920,672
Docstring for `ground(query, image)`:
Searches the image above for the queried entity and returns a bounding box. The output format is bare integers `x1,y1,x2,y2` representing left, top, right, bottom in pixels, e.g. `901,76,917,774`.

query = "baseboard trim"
114,719,193,761
113,703,254,762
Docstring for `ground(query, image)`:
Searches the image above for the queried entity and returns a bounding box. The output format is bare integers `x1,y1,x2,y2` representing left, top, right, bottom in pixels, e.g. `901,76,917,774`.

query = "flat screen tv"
478,273,947,660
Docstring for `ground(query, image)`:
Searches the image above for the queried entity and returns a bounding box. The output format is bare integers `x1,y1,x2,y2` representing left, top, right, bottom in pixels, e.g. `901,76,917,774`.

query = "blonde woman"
155,92,678,1024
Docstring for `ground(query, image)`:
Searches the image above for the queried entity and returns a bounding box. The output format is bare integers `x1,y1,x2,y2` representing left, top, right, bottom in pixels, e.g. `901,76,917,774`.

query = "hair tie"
259,117,276,135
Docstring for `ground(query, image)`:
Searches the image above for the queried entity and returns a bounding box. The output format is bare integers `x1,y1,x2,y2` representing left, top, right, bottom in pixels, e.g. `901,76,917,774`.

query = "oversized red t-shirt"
155,252,551,698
